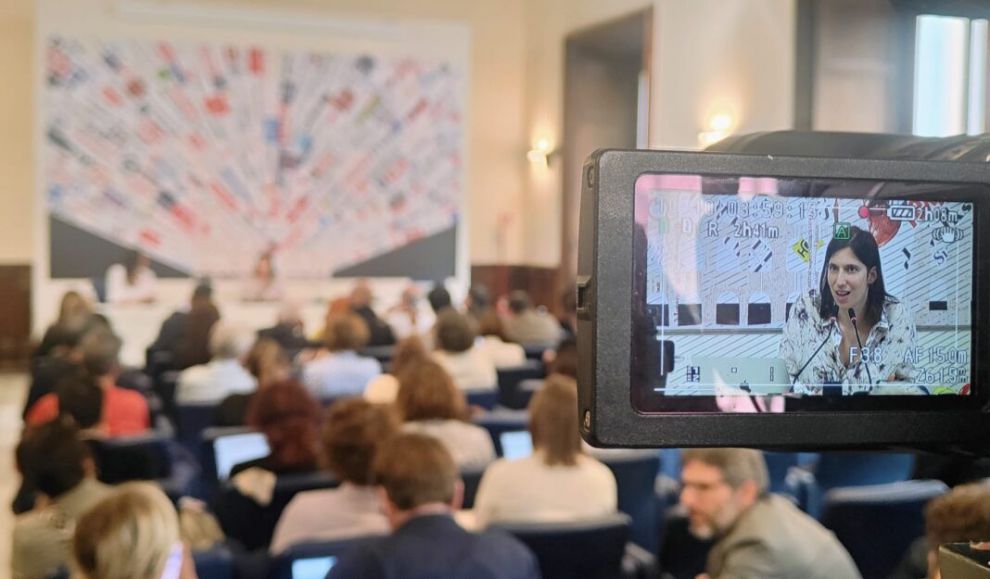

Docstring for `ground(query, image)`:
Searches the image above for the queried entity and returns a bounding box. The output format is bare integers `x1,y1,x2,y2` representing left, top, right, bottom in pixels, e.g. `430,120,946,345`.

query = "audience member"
231,380,320,477
257,301,312,354
24,323,86,417
173,295,222,370
546,336,577,379
502,290,562,346
104,249,158,304
384,283,435,339
214,338,291,427
26,330,150,437
349,280,397,347
72,482,196,579
302,313,382,399
476,310,526,368
432,309,497,392
270,398,399,553
395,360,495,470
327,433,540,579
473,375,616,528
12,421,111,579
149,282,214,364
680,447,861,579
176,322,256,404
363,335,430,404
427,283,453,314
242,249,283,302
33,290,94,360
464,284,492,321
923,482,990,579
56,373,106,436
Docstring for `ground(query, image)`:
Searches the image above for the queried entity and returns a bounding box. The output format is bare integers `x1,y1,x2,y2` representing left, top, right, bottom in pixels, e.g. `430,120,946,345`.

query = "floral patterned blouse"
778,291,917,395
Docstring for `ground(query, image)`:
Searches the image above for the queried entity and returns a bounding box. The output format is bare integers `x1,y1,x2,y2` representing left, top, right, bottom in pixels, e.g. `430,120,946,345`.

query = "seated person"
349,280,396,347
328,433,540,579
302,313,382,399
258,301,312,355
680,448,860,579
464,284,492,322
242,250,284,302
176,322,256,404
72,482,196,579
779,226,917,394
475,310,526,368
173,294,221,370
432,309,497,392
13,420,111,579
214,337,291,427
24,323,85,417
472,375,616,528
502,290,563,346
270,398,399,553
921,482,990,579
33,290,93,361
395,360,495,470
26,329,150,437
384,283,435,340
104,249,157,304
427,283,453,314
364,336,430,404
149,282,214,366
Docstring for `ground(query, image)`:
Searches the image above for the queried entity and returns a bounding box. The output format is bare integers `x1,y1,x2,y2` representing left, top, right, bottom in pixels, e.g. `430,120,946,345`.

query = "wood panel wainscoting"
470,265,566,316
0,265,31,370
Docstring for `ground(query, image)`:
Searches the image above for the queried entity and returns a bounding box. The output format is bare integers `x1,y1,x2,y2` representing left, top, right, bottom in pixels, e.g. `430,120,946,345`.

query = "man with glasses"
680,448,861,579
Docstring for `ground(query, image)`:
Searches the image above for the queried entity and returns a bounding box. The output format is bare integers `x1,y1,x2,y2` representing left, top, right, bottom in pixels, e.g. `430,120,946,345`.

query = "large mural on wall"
43,35,464,279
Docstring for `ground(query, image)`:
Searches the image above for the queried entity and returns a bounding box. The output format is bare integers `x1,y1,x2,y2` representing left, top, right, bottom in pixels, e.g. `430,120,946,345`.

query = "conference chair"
268,536,378,579
821,479,948,579
602,452,661,554
806,451,916,517
466,389,498,410
193,544,236,579
89,430,199,499
460,464,487,509
495,513,640,579
177,401,221,451
358,344,394,366
495,360,545,409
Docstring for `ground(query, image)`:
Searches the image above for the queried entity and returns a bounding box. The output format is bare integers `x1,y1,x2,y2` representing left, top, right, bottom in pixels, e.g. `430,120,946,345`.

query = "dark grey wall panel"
334,225,457,281
49,215,189,279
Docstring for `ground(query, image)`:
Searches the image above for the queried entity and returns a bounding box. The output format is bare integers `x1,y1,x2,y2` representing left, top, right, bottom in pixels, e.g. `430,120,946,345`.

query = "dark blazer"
328,514,541,579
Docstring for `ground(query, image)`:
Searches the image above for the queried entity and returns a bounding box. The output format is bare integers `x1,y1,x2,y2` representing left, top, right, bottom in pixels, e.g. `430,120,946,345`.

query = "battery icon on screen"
887,205,916,221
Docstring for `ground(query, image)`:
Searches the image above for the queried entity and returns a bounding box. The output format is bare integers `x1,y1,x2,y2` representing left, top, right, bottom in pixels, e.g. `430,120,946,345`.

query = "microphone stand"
848,307,873,386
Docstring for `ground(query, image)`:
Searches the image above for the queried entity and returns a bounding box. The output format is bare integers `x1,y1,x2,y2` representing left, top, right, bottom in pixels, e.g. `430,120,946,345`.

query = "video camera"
576,134,990,451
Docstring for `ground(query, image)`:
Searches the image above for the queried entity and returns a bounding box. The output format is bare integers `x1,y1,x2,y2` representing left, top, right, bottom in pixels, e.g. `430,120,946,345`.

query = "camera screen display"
633,173,975,401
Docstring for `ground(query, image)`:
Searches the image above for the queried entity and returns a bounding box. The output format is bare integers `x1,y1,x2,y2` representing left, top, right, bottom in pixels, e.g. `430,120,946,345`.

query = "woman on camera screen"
779,226,917,394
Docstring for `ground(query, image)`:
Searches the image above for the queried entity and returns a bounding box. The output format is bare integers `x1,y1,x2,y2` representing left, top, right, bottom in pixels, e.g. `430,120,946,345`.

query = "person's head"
244,338,291,389
508,290,533,315
399,284,421,309
246,380,319,470
58,290,93,326
323,313,370,352
395,360,466,422
548,337,578,379
72,482,182,579
465,284,491,315
44,323,87,359
434,309,476,353
680,448,769,539
349,280,373,309
373,432,462,528
818,226,888,323
125,250,150,282
16,420,94,499
177,304,221,368
427,284,452,313
190,282,213,309
528,374,582,466
255,252,275,281
321,398,399,485
56,372,105,430
80,329,122,378
476,310,507,340
389,335,430,375
925,482,990,579
276,301,303,327
208,322,254,362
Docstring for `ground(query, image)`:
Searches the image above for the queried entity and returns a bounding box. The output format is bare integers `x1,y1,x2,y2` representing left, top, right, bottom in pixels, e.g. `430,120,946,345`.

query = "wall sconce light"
527,137,559,168
697,111,734,148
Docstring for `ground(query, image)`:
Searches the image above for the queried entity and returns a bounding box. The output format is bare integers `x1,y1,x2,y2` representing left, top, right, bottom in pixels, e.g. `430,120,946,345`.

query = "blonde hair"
529,374,582,466
72,482,180,579
323,313,370,351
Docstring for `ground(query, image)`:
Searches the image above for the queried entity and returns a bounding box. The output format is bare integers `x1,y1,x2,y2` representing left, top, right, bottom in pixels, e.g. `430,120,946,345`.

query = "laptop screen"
499,430,533,460
292,556,337,579
213,432,270,480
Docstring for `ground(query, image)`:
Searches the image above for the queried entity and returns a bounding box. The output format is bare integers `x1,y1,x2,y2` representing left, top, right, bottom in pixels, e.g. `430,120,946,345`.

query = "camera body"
577,149,990,450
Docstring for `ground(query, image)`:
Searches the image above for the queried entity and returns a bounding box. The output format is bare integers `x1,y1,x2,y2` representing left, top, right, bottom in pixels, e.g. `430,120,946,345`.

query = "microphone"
848,308,873,385
792,319,835,388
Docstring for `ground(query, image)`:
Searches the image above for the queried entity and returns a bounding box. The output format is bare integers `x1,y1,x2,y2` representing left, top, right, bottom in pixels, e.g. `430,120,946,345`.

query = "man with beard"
680,448,861,579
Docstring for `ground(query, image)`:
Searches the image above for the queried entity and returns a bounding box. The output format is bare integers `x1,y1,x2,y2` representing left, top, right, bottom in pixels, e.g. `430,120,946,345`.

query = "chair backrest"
762,451,800,495
602,453,661,554
813,452,916,490
193,545,235,579
178,402,221,449
358,345,394,366
90,431,173,483
466,389,497,410
495,360,545,409
460,465,487,509
155,370,181,425
472,410,529,457
821,479,948,579
494,512,631,579
268,536,377,579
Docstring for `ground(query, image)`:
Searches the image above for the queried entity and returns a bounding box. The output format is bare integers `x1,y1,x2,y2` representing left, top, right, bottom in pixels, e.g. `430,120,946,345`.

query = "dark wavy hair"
817,226,891,324
246,380,319,471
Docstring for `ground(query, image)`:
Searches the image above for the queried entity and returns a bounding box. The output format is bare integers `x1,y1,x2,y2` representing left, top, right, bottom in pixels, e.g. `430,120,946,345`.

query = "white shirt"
302,351,382,400
104,263,157,304
384,307,436,340
477,336,526,368
270,483,388,554
176,359,257,404
402,419,496,470
433,347,497,392
472,451,617,528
